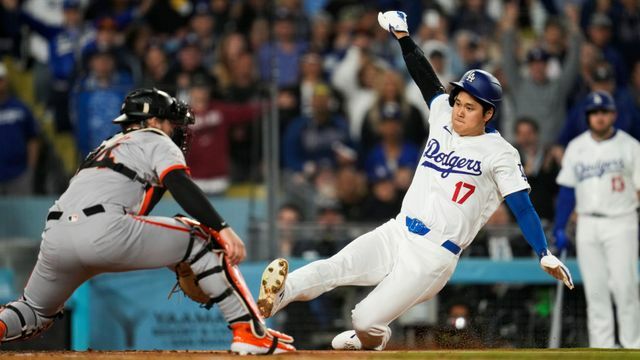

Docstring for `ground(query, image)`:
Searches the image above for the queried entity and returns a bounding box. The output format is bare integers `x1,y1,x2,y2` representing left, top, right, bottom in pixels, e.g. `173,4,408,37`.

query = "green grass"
324,349,640,359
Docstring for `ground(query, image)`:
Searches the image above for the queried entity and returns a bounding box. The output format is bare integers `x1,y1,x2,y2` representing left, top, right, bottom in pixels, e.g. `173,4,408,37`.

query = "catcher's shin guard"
170,216,295,353
0,298,62,343
221,254,295,354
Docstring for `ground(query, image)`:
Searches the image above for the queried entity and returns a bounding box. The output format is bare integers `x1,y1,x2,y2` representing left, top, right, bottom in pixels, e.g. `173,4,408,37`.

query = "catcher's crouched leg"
171,217,295,354
0,297,61,344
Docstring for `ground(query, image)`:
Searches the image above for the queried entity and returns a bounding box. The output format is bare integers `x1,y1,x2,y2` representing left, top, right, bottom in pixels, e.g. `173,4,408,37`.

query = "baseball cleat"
331,330,362,350
332,330,385,351
257,258,288,318
229,321,295,354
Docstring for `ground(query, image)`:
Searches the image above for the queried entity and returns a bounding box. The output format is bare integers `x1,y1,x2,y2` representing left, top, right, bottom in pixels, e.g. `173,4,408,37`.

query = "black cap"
275,7,295,22
591,62,615,82
590,13,612,28
526,47,549,63
192,1,211,16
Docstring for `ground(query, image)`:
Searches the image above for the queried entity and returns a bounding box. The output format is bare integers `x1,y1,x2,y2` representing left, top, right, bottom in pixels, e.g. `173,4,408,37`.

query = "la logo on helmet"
465,71,476,83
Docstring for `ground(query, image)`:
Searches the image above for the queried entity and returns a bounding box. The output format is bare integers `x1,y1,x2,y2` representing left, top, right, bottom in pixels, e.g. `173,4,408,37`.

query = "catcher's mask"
113,88,195,154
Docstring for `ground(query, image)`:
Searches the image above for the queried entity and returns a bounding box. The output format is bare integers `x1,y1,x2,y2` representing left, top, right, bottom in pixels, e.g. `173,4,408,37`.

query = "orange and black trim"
159,164,191,186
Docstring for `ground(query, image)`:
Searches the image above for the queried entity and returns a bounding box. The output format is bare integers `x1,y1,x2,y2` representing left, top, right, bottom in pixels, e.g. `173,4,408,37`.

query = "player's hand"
377,11,409,35
540,250,574,290
219,227,246,266
553,227,570,252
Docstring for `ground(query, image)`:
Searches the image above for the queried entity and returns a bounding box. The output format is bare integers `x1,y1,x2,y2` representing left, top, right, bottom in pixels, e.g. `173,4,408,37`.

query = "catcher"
0,88,295,354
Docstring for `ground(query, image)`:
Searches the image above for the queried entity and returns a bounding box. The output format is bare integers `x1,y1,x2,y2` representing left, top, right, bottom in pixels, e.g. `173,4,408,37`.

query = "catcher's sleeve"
163,169,228,231
398,36,445,107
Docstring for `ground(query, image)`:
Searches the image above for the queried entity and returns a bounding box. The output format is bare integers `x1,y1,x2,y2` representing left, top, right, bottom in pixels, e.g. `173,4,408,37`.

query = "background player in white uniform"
257,11,574,351
0,88,295,354
554,90,640,348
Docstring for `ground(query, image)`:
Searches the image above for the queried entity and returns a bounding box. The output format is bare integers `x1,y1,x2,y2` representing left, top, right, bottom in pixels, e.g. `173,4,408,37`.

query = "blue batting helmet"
585,90,616,113
449,70,502,119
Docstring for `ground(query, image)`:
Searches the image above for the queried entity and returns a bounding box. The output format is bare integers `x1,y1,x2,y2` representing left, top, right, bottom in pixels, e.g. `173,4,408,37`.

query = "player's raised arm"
378,11,445,107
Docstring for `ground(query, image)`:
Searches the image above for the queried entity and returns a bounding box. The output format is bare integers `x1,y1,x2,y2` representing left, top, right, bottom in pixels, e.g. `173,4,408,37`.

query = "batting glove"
553,227,570,252
540,250,574,290
377,11,409,34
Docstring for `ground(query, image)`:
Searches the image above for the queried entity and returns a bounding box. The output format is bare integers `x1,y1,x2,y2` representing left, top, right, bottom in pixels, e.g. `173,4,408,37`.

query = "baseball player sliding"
554,91,640,348
0,88,295,354
257,11,574,351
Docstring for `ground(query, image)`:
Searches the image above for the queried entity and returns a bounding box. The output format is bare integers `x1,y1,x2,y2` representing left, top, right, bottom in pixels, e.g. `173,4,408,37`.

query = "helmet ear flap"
448,87,461,107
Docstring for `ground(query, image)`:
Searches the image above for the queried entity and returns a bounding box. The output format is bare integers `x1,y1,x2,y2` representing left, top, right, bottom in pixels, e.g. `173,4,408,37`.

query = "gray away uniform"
0,128,248,341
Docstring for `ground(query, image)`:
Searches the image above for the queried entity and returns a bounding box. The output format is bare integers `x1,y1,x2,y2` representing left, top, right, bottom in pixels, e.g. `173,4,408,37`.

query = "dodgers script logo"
421,139,482,178
575,159,624,181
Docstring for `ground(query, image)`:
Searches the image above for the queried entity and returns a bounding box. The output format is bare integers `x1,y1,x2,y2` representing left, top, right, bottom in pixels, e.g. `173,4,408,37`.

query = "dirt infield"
0,349,639,359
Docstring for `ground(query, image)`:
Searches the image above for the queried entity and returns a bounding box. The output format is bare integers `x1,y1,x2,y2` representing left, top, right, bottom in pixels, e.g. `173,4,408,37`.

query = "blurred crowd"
1,0,637,349
1,0,640,243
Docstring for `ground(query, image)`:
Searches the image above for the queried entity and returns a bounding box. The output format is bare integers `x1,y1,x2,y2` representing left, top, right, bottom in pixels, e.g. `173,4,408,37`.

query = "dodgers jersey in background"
557,130,640,216
398,94,530,249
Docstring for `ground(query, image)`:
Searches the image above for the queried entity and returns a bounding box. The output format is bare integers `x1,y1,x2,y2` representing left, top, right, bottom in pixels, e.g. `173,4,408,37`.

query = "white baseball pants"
276,218,459,349
576,212,640,348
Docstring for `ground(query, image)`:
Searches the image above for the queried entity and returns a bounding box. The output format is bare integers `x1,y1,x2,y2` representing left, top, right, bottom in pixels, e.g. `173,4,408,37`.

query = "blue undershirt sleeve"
553,186,576,231
504,190,548,258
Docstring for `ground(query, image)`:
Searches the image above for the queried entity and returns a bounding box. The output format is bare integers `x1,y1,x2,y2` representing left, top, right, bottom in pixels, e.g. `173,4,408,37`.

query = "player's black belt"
583,213,609,218
405,216,461,255
47,204,106,221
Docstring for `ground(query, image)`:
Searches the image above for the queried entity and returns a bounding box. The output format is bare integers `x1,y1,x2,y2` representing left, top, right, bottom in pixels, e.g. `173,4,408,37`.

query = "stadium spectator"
449,30,486,78
501,1,581,146
617,0,640,69
360,166,402,225
81,16,142,85
330,30,386,141
363,104,420,190
631,60,640,108
334,165,368,222
512,118,559,222
2,0,92,132
586,13,628,87
163,33,217,101
450,0,495,39
219,52,263,183
71,48,133,157
140,44,170,89
257,9,308,88
557,61,640,147
277,202,305,257
0,63,40,195
213,32,249,94
308,11,334,56
298,52,328,118
186,83,260,194
360,69,426,157
188,2,216,68
541,16,570,80
282,83,352,174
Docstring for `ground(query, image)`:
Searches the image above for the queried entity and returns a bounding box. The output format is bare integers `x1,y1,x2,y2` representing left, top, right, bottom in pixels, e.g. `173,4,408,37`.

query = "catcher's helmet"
585,90,616,113
448,70,502,119
113,88,195,125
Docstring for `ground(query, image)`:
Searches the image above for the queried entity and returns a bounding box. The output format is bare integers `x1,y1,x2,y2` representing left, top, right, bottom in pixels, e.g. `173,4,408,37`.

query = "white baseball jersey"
398,94,530,249
54,128,188,215
556,130,640,216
